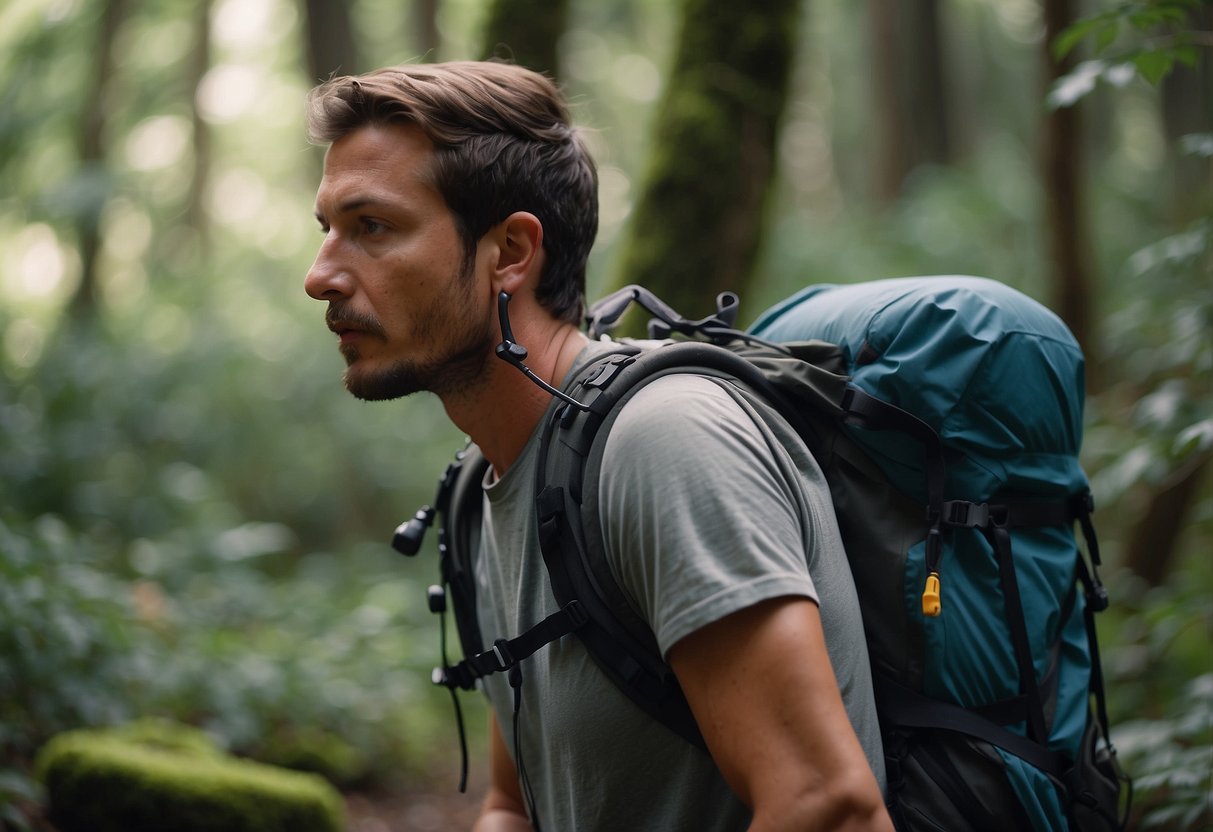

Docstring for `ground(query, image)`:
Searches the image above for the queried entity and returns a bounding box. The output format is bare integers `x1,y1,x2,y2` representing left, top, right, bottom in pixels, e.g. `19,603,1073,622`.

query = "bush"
35,726,344,832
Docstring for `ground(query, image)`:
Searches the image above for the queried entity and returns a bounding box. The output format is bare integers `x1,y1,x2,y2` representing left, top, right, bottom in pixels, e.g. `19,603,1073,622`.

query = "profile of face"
304,123,495,401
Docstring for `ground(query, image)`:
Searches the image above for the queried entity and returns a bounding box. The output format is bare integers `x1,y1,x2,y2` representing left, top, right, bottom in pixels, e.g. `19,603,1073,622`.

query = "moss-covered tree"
302,0,360,81
480,0,570,77
610,0,802,319
869,0,953,204
1041,0,1097,376
67,0,131,323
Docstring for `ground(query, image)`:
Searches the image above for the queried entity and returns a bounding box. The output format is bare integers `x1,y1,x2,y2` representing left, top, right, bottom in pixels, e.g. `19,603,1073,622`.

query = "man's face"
305,123,494,401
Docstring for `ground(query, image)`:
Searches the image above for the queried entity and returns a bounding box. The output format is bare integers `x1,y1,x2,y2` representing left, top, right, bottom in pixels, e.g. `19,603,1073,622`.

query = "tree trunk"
1124,452,1211,586
302,0,360,82
187,0,213,242
413,0,440,61
1040,0,1097,383
869,0,952,204
67,0,130,322
610,0,802,321
1161,3,1213,222
479,0,569,76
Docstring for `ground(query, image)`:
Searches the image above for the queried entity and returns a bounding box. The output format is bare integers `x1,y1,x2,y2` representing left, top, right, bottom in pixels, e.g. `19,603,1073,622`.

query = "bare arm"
472,713,533,832
667,596,893,832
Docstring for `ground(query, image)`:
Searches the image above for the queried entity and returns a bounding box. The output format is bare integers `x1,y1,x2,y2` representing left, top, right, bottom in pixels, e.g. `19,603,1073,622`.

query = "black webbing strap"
984,522,1049,745
876,677,1069,778
434,601,589,691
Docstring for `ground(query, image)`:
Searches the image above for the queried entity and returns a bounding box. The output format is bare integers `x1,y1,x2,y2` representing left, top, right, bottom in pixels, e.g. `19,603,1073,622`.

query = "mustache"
325,304,387,338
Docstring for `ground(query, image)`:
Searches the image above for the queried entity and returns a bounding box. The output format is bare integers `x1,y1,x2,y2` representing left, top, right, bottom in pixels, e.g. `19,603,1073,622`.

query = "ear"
488,212,544,297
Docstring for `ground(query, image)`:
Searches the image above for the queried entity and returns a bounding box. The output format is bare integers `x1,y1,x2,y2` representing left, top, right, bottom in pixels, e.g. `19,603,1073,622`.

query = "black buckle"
942,500,989,528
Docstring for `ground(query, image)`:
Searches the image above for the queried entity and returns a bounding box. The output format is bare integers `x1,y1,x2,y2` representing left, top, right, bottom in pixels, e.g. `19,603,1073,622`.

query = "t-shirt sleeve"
597,374,820,658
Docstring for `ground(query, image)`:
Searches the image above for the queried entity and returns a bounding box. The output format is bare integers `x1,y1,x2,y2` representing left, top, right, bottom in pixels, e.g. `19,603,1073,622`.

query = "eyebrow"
314,196,389,224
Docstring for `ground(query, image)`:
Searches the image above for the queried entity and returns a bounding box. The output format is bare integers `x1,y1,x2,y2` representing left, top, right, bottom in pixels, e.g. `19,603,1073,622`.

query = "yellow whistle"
922,572,941,617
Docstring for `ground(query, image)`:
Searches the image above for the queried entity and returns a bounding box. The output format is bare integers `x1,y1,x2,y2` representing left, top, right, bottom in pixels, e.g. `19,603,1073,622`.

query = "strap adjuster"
492,638,515,670
943,500,990,528
564,600,588,628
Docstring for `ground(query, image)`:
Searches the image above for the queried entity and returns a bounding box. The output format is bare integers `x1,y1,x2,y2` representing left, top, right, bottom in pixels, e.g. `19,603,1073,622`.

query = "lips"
336,328,365,346
325,306,385,343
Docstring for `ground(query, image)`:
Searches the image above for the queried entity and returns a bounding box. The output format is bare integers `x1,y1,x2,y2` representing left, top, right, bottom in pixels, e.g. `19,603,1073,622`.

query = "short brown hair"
306,61,597,325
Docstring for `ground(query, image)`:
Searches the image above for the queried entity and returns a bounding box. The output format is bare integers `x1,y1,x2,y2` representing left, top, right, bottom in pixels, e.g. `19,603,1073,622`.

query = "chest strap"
432,601,589,691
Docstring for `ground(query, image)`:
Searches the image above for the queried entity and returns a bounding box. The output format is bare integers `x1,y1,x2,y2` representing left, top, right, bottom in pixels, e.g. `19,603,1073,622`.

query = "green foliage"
0,0,1209,829
35,726,344,832
1051,7,1213,823
0,503,475,784
1049,0,1211,107
1087,215,1212,502
1098,564,1213,830
1115,675,1213,830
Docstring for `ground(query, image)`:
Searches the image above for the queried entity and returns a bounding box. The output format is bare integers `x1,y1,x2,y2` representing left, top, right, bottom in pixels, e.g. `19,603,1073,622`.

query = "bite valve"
392,506,435,556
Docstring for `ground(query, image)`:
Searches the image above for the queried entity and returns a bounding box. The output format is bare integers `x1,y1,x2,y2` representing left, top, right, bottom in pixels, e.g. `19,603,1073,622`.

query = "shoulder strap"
442,446,492,661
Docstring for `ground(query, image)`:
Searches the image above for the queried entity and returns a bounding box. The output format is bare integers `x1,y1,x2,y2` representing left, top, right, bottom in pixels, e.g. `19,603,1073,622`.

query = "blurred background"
0,0,1209,829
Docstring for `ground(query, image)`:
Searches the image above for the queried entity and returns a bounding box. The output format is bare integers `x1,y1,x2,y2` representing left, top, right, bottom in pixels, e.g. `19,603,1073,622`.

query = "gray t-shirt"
476,342,883,831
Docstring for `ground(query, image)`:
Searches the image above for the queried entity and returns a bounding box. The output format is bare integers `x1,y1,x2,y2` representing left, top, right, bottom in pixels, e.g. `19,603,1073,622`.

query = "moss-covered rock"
257,725,367,789
106,717,224,759
35,727,344,832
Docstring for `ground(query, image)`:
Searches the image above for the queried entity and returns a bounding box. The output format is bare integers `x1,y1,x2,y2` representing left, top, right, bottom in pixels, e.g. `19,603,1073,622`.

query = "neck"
443,320,589,475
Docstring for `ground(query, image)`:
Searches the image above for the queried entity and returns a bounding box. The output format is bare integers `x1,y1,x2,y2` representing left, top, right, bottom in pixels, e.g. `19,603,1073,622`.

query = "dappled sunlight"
3,223,73,302
125,115,192,172
0,0,1208,828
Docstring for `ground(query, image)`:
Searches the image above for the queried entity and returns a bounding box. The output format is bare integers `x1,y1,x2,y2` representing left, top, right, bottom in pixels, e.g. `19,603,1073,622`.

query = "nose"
304,233,352,301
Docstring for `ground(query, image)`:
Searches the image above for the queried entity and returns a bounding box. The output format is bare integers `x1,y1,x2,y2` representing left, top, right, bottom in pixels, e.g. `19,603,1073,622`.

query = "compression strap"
875,677,1070,778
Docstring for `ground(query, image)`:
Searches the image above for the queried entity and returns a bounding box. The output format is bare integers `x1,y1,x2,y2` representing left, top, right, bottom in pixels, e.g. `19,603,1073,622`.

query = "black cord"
509,662,542,831
495,292,592,413
438,595,470,792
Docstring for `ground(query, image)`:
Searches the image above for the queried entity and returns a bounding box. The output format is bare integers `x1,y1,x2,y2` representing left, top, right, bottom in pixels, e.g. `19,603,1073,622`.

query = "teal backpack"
394,276,1130,831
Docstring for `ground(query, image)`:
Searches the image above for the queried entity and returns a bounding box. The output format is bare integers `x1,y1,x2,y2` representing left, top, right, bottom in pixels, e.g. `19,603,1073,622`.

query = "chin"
342,363,424,401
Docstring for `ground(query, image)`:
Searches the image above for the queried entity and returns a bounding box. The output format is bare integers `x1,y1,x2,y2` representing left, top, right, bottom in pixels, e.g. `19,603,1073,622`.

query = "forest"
0,0,1210,829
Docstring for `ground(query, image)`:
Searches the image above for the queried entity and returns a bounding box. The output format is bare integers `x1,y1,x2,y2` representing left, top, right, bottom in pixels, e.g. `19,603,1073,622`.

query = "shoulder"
605,373,769,458
601,370,814,494
598,370,813,528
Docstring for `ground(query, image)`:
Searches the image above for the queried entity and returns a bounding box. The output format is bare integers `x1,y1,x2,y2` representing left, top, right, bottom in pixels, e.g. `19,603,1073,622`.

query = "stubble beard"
339,263,495,402
342,329,493,401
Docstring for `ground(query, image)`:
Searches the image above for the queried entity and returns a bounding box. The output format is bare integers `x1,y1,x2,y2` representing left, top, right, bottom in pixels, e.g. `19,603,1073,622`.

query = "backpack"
393,276,1131,831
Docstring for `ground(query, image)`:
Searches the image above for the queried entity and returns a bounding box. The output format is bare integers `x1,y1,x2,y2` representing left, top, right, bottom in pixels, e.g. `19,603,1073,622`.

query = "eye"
359,217,387,235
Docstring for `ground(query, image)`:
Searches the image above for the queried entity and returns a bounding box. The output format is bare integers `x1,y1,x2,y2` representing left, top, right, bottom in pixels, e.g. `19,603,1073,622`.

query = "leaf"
1047,60,1105,108
1175,44,1199,68
1179,133,1213,158
1054,16,1115,59
1174,420,1213,456
1133,50,1175,84
1095,19,1121,53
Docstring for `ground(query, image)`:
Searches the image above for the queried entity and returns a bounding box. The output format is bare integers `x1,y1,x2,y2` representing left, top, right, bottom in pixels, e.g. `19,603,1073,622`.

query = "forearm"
747,770,892,832
476,714,533,831
472,807,533,832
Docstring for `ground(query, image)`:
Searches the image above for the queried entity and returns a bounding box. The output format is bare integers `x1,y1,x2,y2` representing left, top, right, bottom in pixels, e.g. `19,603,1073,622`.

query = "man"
304,60,892,831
